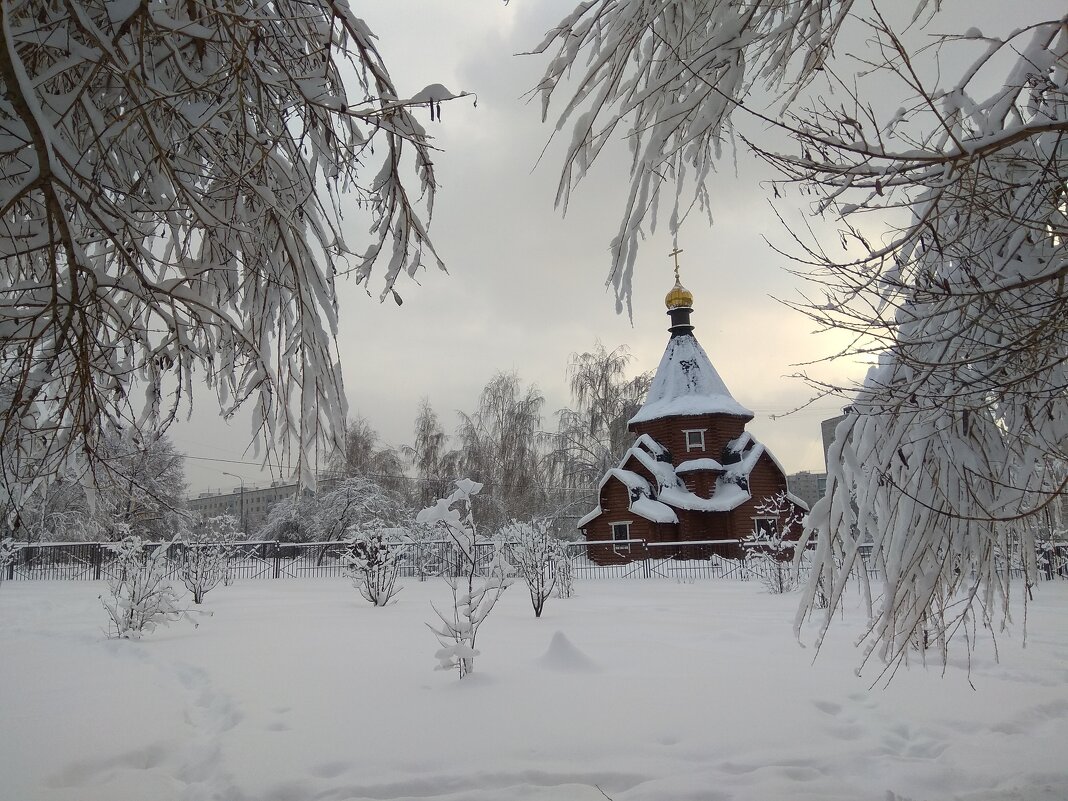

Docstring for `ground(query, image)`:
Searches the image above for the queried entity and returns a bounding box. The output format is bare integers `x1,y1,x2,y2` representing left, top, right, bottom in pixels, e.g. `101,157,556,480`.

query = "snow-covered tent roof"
628,334,753,425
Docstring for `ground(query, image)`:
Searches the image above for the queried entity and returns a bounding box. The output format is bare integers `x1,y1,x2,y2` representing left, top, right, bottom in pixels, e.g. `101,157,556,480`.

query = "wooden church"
577,257,808,563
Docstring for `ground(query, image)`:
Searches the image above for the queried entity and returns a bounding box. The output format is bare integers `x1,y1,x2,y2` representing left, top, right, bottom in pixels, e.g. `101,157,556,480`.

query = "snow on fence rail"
1,539,1066,584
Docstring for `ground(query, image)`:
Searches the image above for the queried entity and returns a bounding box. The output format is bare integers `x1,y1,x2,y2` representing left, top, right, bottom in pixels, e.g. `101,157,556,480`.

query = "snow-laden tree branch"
531,0,851,313
783,13,1068,673
536,2,1066,671
0,0,460,512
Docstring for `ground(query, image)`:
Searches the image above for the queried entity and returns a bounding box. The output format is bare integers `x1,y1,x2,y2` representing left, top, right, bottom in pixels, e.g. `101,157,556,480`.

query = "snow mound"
537,631,599,673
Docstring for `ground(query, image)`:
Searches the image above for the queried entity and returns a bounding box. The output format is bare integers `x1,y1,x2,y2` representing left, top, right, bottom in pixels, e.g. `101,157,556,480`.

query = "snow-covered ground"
2,577,1066,801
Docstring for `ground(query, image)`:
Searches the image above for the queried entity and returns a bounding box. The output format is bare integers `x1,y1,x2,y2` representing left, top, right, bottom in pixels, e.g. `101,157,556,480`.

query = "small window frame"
610,521,632,553
752,517,778,540
683,429,706,452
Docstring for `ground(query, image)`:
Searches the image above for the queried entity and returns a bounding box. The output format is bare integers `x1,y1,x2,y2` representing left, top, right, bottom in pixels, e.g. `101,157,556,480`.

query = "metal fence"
2,538,1066,584
562,540,879,584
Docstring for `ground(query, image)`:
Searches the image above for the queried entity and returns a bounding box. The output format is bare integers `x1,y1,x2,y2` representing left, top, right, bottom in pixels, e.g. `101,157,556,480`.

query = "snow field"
1,578,1067,801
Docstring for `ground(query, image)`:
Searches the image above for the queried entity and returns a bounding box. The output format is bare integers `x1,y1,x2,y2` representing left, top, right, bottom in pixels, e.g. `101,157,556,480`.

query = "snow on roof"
632,433,668,457
622,447,681,492
580,428,791,531
676,458,723,473
629,334,753,425
583,462,680,527
600,468,651,494
630,496,679,524
658,481,751,513
724,442,765,480
577,506,602,528
785,491,811,513
726,432,753,454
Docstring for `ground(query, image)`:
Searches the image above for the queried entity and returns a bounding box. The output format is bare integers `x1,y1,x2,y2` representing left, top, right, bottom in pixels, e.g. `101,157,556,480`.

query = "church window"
611,521,631,541
684,429,706,452
753,518,777,539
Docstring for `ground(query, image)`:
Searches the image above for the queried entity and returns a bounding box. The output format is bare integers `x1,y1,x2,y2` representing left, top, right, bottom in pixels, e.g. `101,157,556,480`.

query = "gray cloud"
175,1,864,493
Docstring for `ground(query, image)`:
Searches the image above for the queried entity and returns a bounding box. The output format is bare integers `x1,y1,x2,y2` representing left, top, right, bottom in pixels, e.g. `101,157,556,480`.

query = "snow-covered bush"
503,518,558,618
417,480,513,678
405,521,445,581
553,541,574,599
744,493,804,594
0,539,18,585
100,535,196,638
344,529,402,607
1037,537,1067,582
180,515,240,604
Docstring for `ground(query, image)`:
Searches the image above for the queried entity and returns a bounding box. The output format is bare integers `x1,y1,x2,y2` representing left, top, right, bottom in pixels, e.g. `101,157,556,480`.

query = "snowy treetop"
628,334,753,425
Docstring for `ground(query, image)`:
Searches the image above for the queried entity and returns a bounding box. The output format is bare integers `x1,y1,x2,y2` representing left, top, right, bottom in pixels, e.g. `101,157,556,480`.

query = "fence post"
272,542,281,579
642,542,650,579
92,544,102,581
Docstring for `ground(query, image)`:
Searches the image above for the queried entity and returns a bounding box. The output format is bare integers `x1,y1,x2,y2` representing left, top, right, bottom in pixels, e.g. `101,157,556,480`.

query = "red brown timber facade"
577,277,807,565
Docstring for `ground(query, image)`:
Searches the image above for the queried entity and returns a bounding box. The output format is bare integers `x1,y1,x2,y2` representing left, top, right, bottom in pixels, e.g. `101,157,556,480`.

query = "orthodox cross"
669,247,684,281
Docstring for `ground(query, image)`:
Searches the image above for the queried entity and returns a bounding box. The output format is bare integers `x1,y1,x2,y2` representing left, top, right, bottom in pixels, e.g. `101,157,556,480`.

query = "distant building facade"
787,471,826,510
187,481,298,535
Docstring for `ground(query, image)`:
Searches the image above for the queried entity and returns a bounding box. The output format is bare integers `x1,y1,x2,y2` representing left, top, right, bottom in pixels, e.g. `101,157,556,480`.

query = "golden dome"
665,279,694,309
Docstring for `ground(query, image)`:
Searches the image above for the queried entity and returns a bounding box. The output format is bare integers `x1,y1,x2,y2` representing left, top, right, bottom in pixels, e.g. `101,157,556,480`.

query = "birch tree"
0,0,460,517
552,343,651,492
9,428,186,541
403,399,456,509
327,416,407,494
456,372,549,529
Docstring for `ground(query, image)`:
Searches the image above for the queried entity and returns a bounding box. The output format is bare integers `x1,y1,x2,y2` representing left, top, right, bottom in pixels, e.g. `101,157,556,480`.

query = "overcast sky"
172,0,892,494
